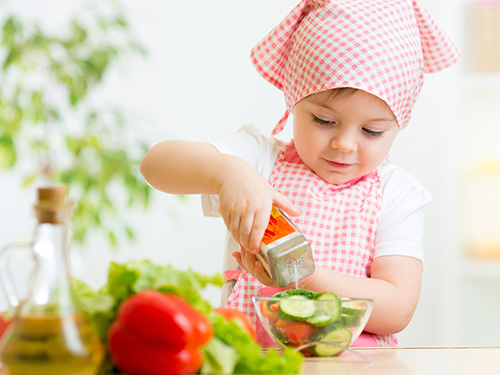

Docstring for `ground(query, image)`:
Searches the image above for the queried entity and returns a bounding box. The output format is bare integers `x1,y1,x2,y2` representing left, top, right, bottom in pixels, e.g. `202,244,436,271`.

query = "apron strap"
223,270,243,282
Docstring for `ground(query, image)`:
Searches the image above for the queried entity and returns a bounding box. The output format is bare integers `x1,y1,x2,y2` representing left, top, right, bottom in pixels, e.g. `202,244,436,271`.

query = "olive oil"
0,314,103,375
0,187,104,375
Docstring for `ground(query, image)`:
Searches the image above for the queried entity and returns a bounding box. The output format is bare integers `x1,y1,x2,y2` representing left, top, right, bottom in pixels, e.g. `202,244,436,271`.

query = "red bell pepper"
108,321,203,375
0,313,12,339
107,289,213,375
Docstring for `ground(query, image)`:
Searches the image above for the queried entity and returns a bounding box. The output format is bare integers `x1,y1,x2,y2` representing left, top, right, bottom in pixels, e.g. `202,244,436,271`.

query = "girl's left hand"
232,248,278,287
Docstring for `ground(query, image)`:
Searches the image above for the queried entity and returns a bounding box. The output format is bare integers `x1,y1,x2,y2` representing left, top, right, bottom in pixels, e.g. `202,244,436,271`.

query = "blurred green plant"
0,1,153,247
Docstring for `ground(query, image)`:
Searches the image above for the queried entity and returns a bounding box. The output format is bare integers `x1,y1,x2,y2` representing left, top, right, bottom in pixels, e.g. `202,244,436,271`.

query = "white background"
1,0,499,347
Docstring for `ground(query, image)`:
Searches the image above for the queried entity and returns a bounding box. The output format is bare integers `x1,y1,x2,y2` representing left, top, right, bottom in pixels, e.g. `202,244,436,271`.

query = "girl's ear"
411,0,461,73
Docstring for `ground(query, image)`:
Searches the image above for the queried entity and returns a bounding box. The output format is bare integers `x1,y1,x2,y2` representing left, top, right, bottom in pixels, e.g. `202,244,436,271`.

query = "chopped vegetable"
271,288,316,299
306,309,334,327
279,296,316,320
309,323,352,356
260,300,279,320
306,292,341,327
266,289,370,357
280,322,316,344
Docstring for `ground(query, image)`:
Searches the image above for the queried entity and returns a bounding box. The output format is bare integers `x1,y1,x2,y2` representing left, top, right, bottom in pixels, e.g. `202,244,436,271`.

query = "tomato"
280,322,315,343
108,321,203,375
260,300,279,320
275,318,295,328
213,307,256,339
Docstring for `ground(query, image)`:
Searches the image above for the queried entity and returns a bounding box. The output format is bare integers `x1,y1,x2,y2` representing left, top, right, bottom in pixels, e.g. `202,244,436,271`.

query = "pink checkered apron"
225,141,396,347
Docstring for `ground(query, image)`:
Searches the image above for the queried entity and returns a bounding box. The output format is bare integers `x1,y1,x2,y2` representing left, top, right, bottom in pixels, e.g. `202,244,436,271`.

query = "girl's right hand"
217,169,300,254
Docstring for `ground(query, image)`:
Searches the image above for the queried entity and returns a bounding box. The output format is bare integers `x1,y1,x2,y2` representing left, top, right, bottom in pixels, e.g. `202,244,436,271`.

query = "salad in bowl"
253,289,373,357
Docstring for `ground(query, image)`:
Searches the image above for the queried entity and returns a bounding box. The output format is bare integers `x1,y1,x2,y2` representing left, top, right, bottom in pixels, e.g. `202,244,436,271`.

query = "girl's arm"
301,255,422,335
235,250,421,335
140,140,239,195
140,140,300,251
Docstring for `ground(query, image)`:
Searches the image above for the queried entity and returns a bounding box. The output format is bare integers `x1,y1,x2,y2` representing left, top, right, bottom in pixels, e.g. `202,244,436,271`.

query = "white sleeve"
374,161,432,263
201,124,284,217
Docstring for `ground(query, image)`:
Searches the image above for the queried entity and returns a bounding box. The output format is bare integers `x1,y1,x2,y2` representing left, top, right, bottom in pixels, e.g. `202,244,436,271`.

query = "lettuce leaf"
201,337,239,375
206,312,303,374
105,260,223,313
73,260,223,341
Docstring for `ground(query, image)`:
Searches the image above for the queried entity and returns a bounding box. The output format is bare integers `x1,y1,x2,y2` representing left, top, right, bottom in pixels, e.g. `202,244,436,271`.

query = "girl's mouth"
325,159,352,169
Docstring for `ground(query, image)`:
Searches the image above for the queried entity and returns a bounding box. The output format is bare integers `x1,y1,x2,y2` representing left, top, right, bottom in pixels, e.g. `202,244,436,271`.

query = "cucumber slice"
316,293,341,320
341,300,368,317
310,323,352,357
306,293,341,326
314,292,339,300
306,310,333,327
272,289,315,299
279,296,316,320
342,314,361,327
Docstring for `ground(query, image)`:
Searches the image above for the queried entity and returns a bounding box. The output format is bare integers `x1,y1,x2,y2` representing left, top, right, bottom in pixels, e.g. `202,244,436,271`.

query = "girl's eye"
363,128,384,138
312,115,334,126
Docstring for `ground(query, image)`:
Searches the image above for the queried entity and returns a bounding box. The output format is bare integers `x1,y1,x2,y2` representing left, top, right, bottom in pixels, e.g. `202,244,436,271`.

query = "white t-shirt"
202,124,432,276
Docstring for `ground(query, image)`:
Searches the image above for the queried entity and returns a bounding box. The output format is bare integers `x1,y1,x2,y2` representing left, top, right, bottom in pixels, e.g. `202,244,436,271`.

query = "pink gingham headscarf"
250,0,461,134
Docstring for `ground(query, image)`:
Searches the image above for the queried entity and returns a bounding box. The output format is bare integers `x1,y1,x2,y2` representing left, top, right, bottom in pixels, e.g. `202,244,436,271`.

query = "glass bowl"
253,293,374,357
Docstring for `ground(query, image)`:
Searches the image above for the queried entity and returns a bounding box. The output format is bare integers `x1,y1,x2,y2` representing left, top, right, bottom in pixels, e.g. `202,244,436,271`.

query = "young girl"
140,0,460,347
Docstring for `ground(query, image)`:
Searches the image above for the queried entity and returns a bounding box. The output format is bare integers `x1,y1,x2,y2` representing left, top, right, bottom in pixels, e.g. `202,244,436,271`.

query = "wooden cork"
34,186,70,224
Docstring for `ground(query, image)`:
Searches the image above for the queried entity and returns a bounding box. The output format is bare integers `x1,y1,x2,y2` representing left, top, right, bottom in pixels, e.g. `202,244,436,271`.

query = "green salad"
259,289,371,357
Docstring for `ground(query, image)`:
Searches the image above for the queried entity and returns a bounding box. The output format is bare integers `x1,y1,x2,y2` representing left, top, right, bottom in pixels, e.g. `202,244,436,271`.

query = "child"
140,0,460,347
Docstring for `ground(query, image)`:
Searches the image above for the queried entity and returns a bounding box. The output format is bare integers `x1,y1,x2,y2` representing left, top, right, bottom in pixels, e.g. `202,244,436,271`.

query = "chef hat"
250,0,460,134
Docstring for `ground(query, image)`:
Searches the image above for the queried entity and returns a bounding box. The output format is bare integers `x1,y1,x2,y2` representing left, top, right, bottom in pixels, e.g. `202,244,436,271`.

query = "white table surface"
1,346,499,374
301,347,500,375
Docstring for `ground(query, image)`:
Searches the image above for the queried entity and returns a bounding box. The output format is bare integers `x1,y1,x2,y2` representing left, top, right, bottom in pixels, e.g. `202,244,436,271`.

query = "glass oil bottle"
0,186,104,375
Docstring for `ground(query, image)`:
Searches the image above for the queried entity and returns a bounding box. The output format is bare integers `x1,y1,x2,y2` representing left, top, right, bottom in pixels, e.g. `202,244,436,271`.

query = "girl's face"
292,89,399,185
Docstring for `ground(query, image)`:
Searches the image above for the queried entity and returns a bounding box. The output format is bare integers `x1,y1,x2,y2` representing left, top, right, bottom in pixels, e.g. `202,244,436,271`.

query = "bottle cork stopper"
38,186,67,202
34,185,70,224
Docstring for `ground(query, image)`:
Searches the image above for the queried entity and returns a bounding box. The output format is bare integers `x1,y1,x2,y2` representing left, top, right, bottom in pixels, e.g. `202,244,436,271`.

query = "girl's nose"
330,129,357,152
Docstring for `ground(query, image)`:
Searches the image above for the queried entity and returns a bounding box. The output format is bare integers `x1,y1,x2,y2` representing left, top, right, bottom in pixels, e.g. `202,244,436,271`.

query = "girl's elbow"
368,305,416,335
391,312,414,334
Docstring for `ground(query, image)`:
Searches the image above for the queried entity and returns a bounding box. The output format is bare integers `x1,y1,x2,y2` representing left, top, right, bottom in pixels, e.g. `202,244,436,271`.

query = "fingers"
232,250,278,288
220,189,300,254
247,208,272,252
238,212,259,253
232,248,255,275
274,193,301,217
254,261,278,287
232,251,243,268
226,207,271,254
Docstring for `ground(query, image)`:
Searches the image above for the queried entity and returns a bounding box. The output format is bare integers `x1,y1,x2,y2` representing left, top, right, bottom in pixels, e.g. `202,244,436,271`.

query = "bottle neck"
20,221,76,315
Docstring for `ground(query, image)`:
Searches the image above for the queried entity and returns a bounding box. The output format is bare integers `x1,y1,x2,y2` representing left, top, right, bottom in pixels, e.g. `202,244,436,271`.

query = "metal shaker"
255,207,315,287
